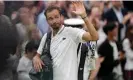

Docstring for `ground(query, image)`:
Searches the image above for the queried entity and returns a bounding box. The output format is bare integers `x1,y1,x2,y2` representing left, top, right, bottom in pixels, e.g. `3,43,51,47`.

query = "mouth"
53,23,59,26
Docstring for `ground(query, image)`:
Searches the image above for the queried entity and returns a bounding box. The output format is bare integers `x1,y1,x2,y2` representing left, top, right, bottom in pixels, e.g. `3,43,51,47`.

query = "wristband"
82,15,88,19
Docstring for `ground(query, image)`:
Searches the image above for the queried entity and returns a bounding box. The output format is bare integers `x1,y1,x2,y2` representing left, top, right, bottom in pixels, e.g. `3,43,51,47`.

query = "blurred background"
1,0,133,80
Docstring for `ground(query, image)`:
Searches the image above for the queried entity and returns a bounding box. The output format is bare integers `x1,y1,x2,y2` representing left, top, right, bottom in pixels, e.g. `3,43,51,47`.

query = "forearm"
81,14,98,40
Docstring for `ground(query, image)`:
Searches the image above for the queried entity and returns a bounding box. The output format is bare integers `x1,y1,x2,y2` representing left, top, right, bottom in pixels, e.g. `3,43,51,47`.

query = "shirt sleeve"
37,34,47,55
123,39,133,59
69,27,86,43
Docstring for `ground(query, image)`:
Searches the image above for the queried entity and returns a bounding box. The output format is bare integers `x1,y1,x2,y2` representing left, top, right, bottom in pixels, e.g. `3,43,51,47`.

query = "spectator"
87,6,107,47
17,40,39,80
37,1,50,35
65,1,78,19
98,22,124,80
103,1,128,42
16,6,40,57
122,24,133,80
0,1,18,80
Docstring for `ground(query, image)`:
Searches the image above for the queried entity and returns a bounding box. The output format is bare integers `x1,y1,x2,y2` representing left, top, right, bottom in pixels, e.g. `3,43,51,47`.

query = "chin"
52,24,61,29
51,26,59,29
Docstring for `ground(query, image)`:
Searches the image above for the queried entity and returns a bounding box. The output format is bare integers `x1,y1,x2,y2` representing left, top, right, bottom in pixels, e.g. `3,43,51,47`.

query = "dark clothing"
124,70,133,80
97,39,123,77
103,8,128,42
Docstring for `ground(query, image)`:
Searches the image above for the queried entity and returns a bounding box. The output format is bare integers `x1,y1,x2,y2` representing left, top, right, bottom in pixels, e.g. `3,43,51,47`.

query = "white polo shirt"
37,25,85,80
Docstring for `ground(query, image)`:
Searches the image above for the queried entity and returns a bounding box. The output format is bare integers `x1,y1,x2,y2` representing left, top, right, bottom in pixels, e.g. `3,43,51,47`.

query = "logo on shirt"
62,37,66,40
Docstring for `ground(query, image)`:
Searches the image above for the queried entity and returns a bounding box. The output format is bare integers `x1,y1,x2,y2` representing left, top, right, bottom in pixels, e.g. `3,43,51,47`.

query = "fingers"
33,56,44,72
72,1,84,8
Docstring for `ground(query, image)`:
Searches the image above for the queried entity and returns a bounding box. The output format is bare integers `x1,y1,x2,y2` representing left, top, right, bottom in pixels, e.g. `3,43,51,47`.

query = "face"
112,1,123,8
91,7,101,19
109,27,118,37
46,9,62,29
0,1,4,15
19,7,30,22
28,49,37,59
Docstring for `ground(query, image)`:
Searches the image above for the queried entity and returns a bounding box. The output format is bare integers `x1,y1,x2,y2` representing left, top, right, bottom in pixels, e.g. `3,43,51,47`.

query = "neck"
52,25,62,36
107,35,115,42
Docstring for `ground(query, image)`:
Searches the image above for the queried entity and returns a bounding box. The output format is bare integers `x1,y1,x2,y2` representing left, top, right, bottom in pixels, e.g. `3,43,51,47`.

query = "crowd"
1,1,133,80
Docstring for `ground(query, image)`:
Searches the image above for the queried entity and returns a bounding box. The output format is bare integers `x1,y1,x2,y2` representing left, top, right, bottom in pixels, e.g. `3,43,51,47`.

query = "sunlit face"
46,9,62,29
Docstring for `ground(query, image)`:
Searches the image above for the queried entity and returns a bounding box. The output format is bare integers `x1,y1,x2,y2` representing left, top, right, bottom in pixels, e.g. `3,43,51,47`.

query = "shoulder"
63,26,73,31
19,56,26,65
99,39,109,49
1,15,10,20
105,8,113,14
19,56,31,66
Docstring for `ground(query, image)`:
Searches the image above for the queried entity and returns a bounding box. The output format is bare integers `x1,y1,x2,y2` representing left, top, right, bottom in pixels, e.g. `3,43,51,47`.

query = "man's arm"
82,14,99,41
72,2,98,41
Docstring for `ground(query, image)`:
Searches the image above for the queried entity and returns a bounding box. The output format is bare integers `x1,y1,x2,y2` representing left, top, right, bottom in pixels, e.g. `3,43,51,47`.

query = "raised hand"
72,1,87,18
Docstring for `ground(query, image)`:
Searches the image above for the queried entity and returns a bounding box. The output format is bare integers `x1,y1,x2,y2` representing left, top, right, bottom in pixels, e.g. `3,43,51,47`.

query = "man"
97,22,124,80
33,2,98,80
103,1,128,42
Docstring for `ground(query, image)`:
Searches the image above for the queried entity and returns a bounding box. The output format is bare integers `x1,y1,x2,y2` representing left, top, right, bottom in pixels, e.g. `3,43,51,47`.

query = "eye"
48,17,53,21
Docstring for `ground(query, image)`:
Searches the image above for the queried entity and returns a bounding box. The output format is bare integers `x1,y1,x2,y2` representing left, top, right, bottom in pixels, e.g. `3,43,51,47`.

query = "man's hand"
72,1,87,18
33,54,44,72
72,1,99,41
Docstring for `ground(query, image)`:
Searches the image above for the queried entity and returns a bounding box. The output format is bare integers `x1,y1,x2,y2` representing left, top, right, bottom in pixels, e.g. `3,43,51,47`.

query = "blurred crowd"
1,1,133,80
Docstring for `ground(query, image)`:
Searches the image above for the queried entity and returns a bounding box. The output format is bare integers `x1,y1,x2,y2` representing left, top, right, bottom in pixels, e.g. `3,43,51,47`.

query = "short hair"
25,40,40,53
103,22,117,35
44,5,61,18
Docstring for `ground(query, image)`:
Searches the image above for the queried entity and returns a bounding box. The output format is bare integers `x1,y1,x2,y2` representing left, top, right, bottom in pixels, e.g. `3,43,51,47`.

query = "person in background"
87,5,107,47
85,6,106,80
64,1,78,19
0,1,19,80
0,1,12,26
103,1,128,42
122,24,133,80
16,6,41,57
98,22,125,80
17,40,39,80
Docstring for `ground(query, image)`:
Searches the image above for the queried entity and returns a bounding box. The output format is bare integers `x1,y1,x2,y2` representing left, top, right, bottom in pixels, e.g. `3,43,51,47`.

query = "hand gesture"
33,55,44,72
72,1,87,18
